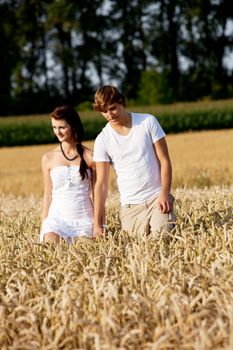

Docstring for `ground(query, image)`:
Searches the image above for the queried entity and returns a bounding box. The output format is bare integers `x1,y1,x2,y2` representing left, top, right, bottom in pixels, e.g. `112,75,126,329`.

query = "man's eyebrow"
100,104,115,112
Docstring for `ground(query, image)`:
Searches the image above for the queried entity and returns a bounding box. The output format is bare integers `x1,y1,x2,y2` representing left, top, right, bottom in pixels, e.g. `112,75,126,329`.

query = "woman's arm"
41,154,52,221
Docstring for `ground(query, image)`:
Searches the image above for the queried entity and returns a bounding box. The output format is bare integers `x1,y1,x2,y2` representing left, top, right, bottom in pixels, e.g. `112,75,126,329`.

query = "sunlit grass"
0,129,232,196
0,129,233,348
0,187,233,349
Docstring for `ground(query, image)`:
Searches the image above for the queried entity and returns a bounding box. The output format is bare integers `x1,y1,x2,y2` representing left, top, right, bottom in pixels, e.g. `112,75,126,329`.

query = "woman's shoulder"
42,145,60,167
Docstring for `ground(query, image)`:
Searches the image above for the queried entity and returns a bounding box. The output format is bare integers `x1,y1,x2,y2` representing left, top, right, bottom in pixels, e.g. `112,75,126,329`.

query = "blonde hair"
94,85,126,112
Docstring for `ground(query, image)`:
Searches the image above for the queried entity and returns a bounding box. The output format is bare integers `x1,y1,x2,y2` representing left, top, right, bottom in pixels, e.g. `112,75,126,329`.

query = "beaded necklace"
60,143,79,161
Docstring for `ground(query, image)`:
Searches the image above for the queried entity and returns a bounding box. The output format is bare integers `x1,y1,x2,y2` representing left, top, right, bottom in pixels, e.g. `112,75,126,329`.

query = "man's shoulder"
132,112,159,127
94,124,111,149
132,112,157,121
95,123,111,140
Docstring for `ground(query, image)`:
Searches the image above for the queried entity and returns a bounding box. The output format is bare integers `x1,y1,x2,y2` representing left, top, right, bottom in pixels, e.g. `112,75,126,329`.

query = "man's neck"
110,113,132,136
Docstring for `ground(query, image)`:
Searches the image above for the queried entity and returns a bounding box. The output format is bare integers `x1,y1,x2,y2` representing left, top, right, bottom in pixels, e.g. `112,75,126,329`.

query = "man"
93,85,175,237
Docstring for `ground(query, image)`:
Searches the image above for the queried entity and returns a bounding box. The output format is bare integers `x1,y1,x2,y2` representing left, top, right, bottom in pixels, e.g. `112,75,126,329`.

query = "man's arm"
94,161,110,237
153,137,173,213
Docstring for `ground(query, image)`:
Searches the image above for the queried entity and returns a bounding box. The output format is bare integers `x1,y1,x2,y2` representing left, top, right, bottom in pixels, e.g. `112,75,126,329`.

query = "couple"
39,85,175,243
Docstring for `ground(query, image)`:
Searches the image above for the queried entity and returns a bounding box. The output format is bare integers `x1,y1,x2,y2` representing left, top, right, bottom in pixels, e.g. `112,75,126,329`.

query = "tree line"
1,0,233,115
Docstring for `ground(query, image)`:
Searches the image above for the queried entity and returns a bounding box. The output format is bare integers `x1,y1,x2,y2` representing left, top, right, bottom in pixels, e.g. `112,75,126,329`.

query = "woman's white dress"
40,165,93,242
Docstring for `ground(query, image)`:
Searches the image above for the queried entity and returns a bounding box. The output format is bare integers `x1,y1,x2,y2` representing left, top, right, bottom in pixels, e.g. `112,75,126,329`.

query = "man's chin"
109,117,118,122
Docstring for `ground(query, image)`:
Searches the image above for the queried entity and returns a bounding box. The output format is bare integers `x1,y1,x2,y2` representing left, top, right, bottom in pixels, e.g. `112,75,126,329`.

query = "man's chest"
107,130,152,163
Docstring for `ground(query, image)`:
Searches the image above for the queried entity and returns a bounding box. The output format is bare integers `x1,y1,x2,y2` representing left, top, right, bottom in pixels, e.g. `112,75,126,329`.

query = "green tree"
1,0,233,114
46,0,111,104
147,0,182,102
137,70,174,105
108,0,150,99
10,0,58,114
0,1,20,114
180,0,233,100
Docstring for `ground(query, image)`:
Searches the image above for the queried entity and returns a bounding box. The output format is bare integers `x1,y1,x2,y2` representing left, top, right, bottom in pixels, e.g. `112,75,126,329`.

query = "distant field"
1,97,233,122
1,98,233,147
0,129,232,196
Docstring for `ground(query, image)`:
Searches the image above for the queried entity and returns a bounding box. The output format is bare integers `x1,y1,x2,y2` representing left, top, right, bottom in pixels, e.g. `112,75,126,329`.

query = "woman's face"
51,118,73,142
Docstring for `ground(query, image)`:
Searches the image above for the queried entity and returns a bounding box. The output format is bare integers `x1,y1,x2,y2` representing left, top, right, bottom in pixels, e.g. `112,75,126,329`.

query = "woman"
39,105,94,243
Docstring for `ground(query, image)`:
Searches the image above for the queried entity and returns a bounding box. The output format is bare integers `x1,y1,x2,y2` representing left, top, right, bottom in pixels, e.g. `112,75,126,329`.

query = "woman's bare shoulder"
42,145,60,167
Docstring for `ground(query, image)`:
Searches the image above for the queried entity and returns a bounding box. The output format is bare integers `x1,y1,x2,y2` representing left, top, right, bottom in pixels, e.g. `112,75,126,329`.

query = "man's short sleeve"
93,134,111,162
147,115,166,143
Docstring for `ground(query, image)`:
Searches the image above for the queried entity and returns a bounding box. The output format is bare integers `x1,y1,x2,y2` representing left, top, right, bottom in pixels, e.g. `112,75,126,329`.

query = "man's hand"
158,193,174,214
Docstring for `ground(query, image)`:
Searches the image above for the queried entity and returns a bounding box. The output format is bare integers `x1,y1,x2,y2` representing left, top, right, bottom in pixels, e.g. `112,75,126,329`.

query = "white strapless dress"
40,166,93,242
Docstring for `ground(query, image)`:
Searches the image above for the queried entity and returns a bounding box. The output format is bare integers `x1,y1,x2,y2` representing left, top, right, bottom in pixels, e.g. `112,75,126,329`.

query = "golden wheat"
1,129,233,196
0,187,233,349
1,130,233,349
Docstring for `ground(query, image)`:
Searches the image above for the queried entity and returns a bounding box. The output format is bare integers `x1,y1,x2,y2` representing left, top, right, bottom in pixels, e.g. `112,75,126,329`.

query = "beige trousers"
120,195,176,236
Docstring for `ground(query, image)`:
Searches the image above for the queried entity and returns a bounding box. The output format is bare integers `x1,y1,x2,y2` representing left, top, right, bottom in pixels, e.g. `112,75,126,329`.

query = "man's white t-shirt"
93,113,166,205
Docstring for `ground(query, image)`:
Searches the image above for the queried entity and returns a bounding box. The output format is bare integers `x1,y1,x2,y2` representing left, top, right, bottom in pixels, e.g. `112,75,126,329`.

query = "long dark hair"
51,105,88,180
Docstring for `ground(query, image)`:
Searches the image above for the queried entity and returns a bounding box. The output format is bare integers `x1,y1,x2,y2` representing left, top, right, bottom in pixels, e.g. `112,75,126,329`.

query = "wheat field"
1,129,233,196
0,129,233,349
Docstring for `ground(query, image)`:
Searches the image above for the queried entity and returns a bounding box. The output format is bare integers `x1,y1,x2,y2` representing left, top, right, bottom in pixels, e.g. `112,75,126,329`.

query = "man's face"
101,103,125,124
